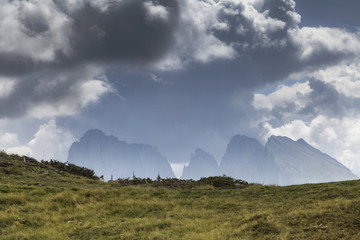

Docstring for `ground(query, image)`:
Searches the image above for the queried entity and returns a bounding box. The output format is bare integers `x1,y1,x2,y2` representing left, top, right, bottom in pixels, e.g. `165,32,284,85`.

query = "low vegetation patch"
115,175,250,189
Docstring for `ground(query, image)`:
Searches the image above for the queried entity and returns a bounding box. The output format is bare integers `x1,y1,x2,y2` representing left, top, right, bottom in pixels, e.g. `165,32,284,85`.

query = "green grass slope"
1,152,360,239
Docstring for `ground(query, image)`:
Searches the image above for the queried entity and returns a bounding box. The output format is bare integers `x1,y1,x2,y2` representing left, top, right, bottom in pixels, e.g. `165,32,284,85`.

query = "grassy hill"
1,152,360,239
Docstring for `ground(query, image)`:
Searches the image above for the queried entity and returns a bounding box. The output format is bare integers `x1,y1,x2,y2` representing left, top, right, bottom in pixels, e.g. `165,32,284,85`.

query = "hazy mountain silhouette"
67,130,357,185
181,148,219,180
219,135,280,184
67,129,175,180
266,136,358,185
216,135,357,185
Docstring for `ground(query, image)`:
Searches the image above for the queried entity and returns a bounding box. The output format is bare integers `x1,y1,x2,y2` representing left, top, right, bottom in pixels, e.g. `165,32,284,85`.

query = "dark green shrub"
42,160,98,179
198,176,247,189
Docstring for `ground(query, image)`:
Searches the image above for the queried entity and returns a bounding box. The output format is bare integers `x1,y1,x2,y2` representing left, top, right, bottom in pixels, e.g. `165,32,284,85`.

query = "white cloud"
0,0,71,61
290,27,360,61
193,36,236,63
144,1,169,21
221,0,300,49
260,120,311,145
153,0,237,70
6,146,33,156
0,78,15,99
0,133,20,149
241,4,286,34
253,82,312,111
2,120,75,161
213,21,230,31
312,63,360,98
153,0,303,70
28,119,75,161
236,24,247,35
78,79,113,107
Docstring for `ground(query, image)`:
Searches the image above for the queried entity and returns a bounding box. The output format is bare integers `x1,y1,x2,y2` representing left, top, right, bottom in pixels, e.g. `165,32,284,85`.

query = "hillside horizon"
1,150,360,239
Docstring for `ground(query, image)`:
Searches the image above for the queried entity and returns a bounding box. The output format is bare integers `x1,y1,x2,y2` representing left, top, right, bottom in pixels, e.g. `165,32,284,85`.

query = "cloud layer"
1,0,360,119
0,0,179,119
1,0,360,171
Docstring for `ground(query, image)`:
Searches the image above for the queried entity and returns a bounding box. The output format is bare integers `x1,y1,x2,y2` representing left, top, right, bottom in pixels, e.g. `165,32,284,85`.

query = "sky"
0,0,360,177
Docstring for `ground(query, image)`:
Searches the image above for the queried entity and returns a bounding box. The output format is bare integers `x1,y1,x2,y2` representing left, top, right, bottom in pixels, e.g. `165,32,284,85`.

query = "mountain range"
67,129,358,185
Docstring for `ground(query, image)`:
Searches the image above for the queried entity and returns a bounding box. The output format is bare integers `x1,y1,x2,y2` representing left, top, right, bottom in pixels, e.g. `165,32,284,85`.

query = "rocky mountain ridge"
67,129,358,185
67,129,175,180
181,148,219,180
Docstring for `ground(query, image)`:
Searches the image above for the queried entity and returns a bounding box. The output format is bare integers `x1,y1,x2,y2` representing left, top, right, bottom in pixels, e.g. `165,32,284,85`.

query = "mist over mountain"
67,129,357,185
181,148,219,180
180,135,357,185
219,135,280,185
266,136,358,185
67,129,175,180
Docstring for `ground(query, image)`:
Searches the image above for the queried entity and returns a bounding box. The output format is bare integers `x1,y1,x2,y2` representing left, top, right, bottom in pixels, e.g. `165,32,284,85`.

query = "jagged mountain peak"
68,129,175,180
266,136,328,159
266,135,358,185
194,148,206,155
83,128,105,136
192,148,215,161
296,138,307,144
81,129,120,143
267,135,294,144
220,134,357,185
181,148,219,180
220,134,279,184
229,134,261,144
226,135,264,155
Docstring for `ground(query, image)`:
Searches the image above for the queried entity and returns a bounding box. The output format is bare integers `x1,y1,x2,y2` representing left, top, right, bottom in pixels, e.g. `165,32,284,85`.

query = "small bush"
199,176,248,189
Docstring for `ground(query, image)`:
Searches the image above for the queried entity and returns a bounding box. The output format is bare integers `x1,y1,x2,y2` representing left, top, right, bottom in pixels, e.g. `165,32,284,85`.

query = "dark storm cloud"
212,0,299,81
68,0,179,65
216,0,298,44
0,68,105,118
261,0,299,28
0,55,38,77
305,79,344,117
1,0,357,81
0,0,179,76
212,0,360,82
20,8,50,37
0,0,179,118
0,0,359,121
